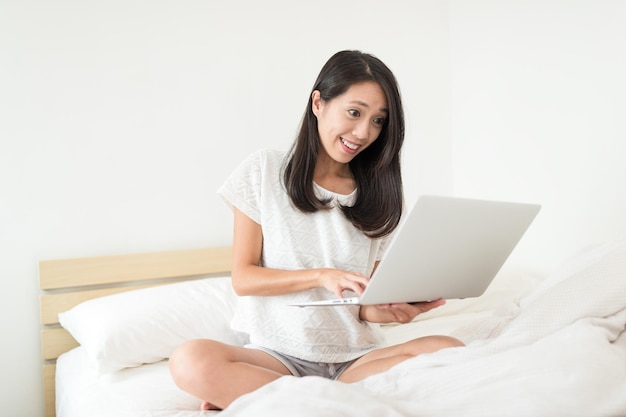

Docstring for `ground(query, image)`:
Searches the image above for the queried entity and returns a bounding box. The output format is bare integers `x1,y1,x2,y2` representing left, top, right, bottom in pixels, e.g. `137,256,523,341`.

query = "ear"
311,90,323,117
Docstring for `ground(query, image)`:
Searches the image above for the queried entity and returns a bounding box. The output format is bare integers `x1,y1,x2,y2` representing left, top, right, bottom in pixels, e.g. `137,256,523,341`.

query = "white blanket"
222,240,626,417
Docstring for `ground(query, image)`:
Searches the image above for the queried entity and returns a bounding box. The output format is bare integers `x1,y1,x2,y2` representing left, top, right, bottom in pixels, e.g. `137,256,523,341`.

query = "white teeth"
341,138,359,150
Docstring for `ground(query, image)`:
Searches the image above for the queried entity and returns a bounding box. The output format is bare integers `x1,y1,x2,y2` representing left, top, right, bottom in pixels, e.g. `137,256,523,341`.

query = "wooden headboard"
39,246,232,417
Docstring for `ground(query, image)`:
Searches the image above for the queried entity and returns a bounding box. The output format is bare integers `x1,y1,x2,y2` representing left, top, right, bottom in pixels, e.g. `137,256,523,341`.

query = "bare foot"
201,401,222,411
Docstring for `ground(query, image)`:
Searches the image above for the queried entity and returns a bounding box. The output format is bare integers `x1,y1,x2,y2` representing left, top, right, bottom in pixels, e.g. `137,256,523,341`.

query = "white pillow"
59,276,248,374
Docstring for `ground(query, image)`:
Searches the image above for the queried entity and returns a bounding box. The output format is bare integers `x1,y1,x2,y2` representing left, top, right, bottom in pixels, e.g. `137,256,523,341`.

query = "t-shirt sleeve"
217,150,263,224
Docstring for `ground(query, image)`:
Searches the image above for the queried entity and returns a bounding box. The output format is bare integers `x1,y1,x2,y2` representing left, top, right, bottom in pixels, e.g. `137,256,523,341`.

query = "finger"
412,298,446,313
390,307,411,323
348,274,370,289
344,277,367,295
334,280,366,298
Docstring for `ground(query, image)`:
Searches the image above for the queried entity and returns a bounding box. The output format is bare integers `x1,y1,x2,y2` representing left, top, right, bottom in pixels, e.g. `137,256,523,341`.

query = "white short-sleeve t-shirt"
218,149,389,362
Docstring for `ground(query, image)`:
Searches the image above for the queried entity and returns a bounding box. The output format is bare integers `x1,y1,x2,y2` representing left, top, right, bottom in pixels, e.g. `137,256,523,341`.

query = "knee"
169,340,199,386
432,335,465,350
404,335,464,356
169,339,221,388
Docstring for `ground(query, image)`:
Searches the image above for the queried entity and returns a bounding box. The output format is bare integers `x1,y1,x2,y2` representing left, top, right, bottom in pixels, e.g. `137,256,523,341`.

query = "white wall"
449,0,626,273
0,1,450,415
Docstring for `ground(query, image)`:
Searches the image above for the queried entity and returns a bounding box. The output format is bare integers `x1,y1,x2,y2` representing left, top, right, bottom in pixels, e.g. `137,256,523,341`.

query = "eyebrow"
349,100,389,114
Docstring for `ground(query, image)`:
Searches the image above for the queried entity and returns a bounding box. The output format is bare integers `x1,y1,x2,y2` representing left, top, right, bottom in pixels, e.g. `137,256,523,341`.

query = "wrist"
359,305,373,322
312,268,326,289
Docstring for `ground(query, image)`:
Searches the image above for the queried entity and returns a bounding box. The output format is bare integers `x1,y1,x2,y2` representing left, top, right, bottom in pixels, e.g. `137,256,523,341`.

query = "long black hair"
283,50,405,238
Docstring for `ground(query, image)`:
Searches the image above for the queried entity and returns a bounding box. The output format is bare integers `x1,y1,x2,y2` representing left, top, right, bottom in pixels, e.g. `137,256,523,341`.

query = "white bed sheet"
55,266,560,417
56,346,218,417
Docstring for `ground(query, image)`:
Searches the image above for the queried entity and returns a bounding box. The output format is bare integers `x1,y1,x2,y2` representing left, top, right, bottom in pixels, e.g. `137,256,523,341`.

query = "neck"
314,153,354,194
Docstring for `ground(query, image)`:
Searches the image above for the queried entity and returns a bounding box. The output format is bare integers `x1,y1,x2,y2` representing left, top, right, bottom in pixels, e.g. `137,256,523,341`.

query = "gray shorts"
245,344,358,380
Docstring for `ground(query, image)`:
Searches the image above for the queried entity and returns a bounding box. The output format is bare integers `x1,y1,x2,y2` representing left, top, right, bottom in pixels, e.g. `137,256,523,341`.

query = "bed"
40,241,626,417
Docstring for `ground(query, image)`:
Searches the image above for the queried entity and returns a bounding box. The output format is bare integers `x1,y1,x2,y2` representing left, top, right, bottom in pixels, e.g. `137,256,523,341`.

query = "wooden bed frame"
39,246,232,417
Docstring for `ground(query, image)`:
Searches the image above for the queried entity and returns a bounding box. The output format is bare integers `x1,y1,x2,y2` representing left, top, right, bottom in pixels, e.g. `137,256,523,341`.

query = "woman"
169,50,463,410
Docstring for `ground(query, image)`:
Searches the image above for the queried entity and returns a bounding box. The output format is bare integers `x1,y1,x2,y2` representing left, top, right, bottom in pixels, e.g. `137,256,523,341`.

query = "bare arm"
230,208,369,298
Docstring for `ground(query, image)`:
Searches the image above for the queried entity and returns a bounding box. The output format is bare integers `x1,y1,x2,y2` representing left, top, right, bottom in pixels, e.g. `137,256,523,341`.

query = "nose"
352,119,370,140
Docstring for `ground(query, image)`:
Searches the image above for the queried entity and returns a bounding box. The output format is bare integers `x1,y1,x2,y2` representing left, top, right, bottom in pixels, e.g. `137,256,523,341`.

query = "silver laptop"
290,195,540,307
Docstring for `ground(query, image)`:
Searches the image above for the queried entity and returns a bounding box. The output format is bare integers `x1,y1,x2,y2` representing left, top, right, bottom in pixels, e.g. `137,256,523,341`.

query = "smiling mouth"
341,137,360,151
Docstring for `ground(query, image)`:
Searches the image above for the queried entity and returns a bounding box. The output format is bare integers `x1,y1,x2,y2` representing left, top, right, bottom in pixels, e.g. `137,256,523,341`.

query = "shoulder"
239,148,288,170
256,148,289,166
225,148,290,194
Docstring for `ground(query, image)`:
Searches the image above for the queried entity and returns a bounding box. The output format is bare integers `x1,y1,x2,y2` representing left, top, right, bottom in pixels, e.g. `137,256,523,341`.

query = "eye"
373,117,386,126
348,109,361,117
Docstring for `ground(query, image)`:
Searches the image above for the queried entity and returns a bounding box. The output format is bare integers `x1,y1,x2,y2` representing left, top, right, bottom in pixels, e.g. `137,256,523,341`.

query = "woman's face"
312,81,388,165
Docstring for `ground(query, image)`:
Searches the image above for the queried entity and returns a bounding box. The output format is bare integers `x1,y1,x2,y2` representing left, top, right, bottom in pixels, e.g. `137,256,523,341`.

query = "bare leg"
338,335,463,383
169,339,292,410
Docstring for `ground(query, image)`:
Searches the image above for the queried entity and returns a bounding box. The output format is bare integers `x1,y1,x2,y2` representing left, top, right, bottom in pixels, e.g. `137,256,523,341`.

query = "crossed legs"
337,335,464,383
169,335,463,410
